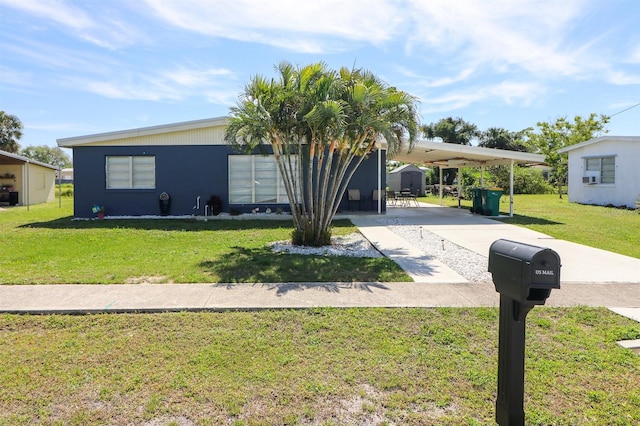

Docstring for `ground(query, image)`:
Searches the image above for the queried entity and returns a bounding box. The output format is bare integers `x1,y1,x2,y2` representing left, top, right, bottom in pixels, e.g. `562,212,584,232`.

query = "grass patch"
1,307,639,425
0,199,409,284
419,193,640,259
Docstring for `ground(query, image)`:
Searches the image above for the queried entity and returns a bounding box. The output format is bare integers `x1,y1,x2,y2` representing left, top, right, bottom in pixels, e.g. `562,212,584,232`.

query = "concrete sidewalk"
1,282,640,314
1,203,639,320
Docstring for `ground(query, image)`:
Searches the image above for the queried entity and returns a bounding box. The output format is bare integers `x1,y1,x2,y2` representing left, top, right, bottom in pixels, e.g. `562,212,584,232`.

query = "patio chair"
348,189,361,211
386,189,397,206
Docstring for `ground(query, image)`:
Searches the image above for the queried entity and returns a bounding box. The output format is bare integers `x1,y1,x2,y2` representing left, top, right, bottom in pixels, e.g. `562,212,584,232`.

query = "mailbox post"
488,239,561,426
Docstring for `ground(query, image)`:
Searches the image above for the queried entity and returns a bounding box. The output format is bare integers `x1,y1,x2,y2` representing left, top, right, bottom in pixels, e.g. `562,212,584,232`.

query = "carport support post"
438,167,443,206
377,144,382,214
496,295,533,426
509,159,514,217
457,166,462,208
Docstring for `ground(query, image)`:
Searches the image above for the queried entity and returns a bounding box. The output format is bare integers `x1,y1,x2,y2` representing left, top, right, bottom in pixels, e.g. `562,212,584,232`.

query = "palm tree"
479,127,531,152
225,62,419,246
422,117,479,145
422,117,479,185
0,111,23,153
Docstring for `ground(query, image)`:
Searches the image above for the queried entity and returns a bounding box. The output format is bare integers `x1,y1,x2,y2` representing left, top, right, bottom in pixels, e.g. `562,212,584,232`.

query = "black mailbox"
489,239,561,305
489,239,561,426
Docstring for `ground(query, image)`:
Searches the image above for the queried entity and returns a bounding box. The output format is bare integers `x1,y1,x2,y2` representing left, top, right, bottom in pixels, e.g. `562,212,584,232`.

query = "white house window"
228,155,297,204
106,156,155,189
584,156,615,184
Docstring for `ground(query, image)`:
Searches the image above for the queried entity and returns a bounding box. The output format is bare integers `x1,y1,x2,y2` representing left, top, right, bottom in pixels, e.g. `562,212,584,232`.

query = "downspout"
509,159,514,217
481,165,485,187
58,166,62,208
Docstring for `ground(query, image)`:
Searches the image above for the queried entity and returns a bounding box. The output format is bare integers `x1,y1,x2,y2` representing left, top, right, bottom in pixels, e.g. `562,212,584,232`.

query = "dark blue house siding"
72,145,386,218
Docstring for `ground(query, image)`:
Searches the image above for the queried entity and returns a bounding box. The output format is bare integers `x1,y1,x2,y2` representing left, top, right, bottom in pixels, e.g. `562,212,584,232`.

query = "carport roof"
391,140,546,167
0,150,58,170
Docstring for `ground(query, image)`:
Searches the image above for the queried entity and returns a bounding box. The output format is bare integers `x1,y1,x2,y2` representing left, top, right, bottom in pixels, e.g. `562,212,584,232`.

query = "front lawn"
0,199,409,284
1,308,639,425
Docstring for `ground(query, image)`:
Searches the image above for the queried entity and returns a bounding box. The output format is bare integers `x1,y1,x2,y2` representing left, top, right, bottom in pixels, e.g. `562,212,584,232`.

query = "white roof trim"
392,140,546,167
0,149,58,170
57,116,229,147
558,136,640,153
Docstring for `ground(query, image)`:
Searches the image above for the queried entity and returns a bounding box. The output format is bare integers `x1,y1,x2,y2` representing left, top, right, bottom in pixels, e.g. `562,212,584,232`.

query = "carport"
390,140,546,217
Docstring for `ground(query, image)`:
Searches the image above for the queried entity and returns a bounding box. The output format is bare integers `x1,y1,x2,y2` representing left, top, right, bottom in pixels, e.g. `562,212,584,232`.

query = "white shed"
387,164,426,196
558,136,640,208
0,150,57,206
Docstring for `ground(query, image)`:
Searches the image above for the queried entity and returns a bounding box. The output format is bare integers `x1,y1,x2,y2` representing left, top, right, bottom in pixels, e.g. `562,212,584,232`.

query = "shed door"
401,171,422,195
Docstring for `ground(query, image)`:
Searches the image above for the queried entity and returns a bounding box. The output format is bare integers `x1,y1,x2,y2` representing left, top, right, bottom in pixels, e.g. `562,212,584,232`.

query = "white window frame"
584,155,615,184
228,155,297,204
105,156,156,189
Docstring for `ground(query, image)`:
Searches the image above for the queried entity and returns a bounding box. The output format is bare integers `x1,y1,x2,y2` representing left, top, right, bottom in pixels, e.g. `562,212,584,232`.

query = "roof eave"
57,116,230,148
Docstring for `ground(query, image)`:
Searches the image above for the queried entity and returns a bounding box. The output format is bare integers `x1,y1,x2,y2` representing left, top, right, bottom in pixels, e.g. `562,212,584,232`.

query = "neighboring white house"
386,164,426,195
58,168,73,183
558,136,640,209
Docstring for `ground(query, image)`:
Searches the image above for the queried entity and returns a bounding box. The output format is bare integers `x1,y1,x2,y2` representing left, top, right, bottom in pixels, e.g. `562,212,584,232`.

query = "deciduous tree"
21,145,72,168
527,114,609,198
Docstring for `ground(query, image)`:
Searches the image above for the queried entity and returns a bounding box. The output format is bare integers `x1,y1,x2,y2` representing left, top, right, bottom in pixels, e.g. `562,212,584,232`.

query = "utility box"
489,239,561,305
488,239,561,426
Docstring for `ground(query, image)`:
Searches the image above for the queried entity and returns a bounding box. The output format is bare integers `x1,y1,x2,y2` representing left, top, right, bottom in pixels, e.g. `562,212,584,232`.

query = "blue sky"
1,0,639,151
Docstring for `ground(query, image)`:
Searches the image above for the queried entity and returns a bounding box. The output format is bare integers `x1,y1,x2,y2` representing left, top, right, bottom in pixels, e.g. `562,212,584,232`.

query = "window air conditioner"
582,172,599,184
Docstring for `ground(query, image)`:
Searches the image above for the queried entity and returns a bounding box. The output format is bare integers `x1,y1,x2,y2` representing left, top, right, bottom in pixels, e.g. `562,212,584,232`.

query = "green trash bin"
484,189,503,216
470,188,483,214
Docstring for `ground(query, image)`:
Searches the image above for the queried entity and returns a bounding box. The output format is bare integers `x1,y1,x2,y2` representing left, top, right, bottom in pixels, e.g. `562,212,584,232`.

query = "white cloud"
0,65,33,86
0,0,148,49
142,0,404,52
405,0,589,76
0,0,93,30
421,80,545,113
163,66,234,88
607,70,640,85
67,64,240,104
397,67,476,88
0,37,118,73
629,45,640,63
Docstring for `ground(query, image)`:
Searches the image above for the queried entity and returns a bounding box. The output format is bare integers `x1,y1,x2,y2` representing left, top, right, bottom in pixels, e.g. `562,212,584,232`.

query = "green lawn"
0,198,409,284
420,193,640,259
2,199,640,424
1,308,639,425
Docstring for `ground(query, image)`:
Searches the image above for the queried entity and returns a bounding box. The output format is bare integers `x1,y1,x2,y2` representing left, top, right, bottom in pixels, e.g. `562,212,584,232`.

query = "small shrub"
55,184,74,197
489,165,553,194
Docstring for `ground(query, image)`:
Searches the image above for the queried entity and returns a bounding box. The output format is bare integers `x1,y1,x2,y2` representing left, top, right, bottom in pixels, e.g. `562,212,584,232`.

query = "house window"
106,156,155,189
584,156,615,184
228,155,297,204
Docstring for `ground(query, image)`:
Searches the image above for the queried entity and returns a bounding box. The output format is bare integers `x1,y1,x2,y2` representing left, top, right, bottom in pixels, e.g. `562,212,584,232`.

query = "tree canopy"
20,145,72,168
527,113,610,197
0,110,23,153
421,117,480,184
478,127,532,152
422,117,479,145
225,61,420,246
